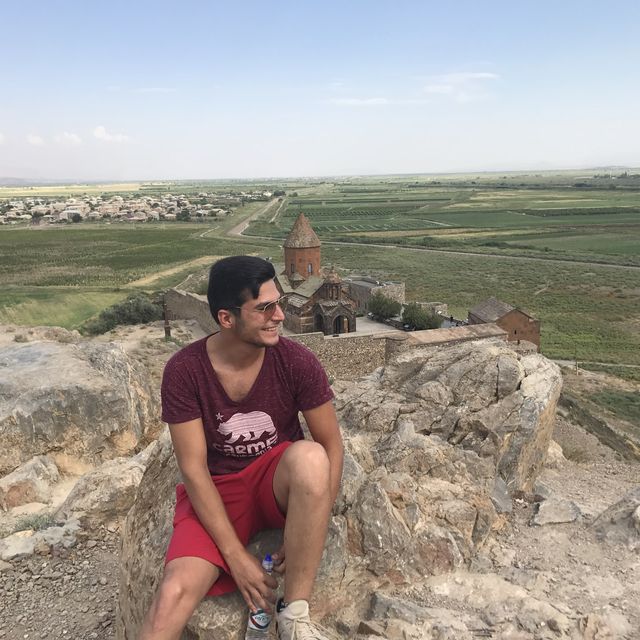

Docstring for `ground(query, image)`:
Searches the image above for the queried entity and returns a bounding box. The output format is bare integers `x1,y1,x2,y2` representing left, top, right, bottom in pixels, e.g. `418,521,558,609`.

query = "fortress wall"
379,282,405,304
290,332,387,381
387,323,509,359
164,289,218,334
164,289,507,381
346,281,406,312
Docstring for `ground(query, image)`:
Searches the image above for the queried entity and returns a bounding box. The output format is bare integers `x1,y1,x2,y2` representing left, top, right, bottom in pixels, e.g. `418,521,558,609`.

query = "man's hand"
226,549,278,613
272,544,286,575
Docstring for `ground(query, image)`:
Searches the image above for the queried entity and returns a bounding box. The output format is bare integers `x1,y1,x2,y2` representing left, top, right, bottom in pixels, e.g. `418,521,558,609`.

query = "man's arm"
301,400,344,503
168,419,277,611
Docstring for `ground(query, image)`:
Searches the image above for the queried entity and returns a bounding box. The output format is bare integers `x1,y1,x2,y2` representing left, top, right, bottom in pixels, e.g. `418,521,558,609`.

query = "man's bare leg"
272,440,332,603
140,557,220,640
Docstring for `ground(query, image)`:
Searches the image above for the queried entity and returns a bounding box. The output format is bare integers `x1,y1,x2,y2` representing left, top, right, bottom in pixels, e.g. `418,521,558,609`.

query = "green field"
591,389,640,424
1,171,639,366
0,288,126,328
244,179,640,267
0,221,275,329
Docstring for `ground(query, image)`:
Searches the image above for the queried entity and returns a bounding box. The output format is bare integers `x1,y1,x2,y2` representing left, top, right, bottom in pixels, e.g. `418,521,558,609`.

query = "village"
0,189,276,225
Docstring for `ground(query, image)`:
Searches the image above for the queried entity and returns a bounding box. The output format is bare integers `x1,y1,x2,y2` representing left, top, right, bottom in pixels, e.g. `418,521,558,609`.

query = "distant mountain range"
0,177,39,186
0,166,638,187
0,177,111,187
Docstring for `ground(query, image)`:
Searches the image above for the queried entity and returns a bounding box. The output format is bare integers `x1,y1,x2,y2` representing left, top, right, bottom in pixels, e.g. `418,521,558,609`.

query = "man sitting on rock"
141,256,344,640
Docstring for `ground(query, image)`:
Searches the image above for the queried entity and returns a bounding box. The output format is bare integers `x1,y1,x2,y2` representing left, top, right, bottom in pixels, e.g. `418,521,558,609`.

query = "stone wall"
164,289,217,334
345,278,405,312
386,323,508,360
290,332,388,381
164,289,507,380
283,311,315,335
416,301,449,316
378,281,405,304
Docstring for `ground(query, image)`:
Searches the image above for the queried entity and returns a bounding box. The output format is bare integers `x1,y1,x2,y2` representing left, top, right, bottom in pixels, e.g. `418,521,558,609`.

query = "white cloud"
327,97,390,106
0,132,4,144
133,87,176,94
93,125,130,143
327,97,431,107
433,72,499,84
423,71,499,103
424,84,454,95
27,134,45,146
54,131,83,145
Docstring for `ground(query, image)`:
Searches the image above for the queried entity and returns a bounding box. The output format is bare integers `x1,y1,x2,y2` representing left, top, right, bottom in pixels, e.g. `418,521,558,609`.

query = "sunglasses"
232,295,289,318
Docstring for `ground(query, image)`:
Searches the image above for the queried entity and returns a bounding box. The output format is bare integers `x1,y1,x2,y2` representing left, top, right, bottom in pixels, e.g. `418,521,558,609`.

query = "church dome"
283,213,320,248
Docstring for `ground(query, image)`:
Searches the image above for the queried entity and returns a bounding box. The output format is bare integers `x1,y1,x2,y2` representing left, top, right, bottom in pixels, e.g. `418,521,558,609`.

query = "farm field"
1,171,639,367
244,177,640,267
320,242,640,366
0,222,278,328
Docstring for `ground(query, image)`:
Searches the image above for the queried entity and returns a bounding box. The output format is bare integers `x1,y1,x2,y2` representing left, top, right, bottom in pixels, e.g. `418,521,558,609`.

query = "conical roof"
283,213,320,248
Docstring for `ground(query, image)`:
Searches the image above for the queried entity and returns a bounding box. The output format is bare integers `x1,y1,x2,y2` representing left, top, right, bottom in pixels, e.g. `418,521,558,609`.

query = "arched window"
308,263,313,274
290,263,294,274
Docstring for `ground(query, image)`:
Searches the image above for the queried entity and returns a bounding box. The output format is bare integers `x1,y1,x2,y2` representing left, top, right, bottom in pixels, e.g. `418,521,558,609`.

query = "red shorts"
165,441,291,596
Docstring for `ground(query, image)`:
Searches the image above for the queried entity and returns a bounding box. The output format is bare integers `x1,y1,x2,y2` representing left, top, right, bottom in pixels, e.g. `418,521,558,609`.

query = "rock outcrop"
591,485,640,550
0,338,158,476
0,518,81,561
116,340,562,639
0,455,59,510
55,443,157,527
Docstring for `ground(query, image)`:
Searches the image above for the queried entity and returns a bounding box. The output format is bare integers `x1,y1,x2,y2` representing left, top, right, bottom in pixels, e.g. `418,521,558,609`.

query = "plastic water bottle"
244,554,274,639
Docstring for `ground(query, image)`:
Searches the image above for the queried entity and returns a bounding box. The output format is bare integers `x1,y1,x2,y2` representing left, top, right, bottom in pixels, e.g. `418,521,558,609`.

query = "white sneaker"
275,600,336,640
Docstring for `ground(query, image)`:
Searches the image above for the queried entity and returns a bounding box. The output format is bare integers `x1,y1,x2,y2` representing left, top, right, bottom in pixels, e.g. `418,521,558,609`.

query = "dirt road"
226,198,281,237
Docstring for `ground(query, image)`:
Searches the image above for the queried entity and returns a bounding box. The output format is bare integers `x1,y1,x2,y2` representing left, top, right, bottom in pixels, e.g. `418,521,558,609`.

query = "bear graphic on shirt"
215,411,278,457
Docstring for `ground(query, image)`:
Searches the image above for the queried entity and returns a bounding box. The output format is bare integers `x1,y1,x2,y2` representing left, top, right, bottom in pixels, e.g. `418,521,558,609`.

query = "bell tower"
283,213,321,280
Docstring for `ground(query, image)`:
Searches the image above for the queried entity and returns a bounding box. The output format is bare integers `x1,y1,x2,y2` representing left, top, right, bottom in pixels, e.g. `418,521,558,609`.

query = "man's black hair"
207,256,276,323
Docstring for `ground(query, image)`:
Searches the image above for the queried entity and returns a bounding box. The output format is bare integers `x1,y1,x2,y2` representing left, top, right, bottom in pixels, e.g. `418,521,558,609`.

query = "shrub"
81,293,162,335
402,303,443,330
13,513,58,533
368,292,402,320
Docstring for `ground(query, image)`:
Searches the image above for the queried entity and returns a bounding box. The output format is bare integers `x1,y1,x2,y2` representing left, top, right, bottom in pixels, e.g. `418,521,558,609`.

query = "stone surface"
116,340,563,639
55,443,156,526
591,485,640,550
0,338,159,475
491,476,513,514
0,455,59,510
532,498,581,525
115,429,286,640
0,519,80,561
544,440,567,469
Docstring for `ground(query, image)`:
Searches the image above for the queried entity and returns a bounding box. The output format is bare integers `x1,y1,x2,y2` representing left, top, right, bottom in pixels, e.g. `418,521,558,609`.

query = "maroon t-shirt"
161,335,334,475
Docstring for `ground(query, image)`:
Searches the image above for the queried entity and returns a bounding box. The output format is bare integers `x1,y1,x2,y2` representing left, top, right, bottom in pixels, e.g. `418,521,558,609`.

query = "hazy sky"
1,0,639,180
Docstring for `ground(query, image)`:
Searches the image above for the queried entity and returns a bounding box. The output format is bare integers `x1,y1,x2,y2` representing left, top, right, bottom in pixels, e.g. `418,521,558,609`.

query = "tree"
81,293,163,335
176,208,191,222
368,292,401,320
71,213,82,223
401,303,443,330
